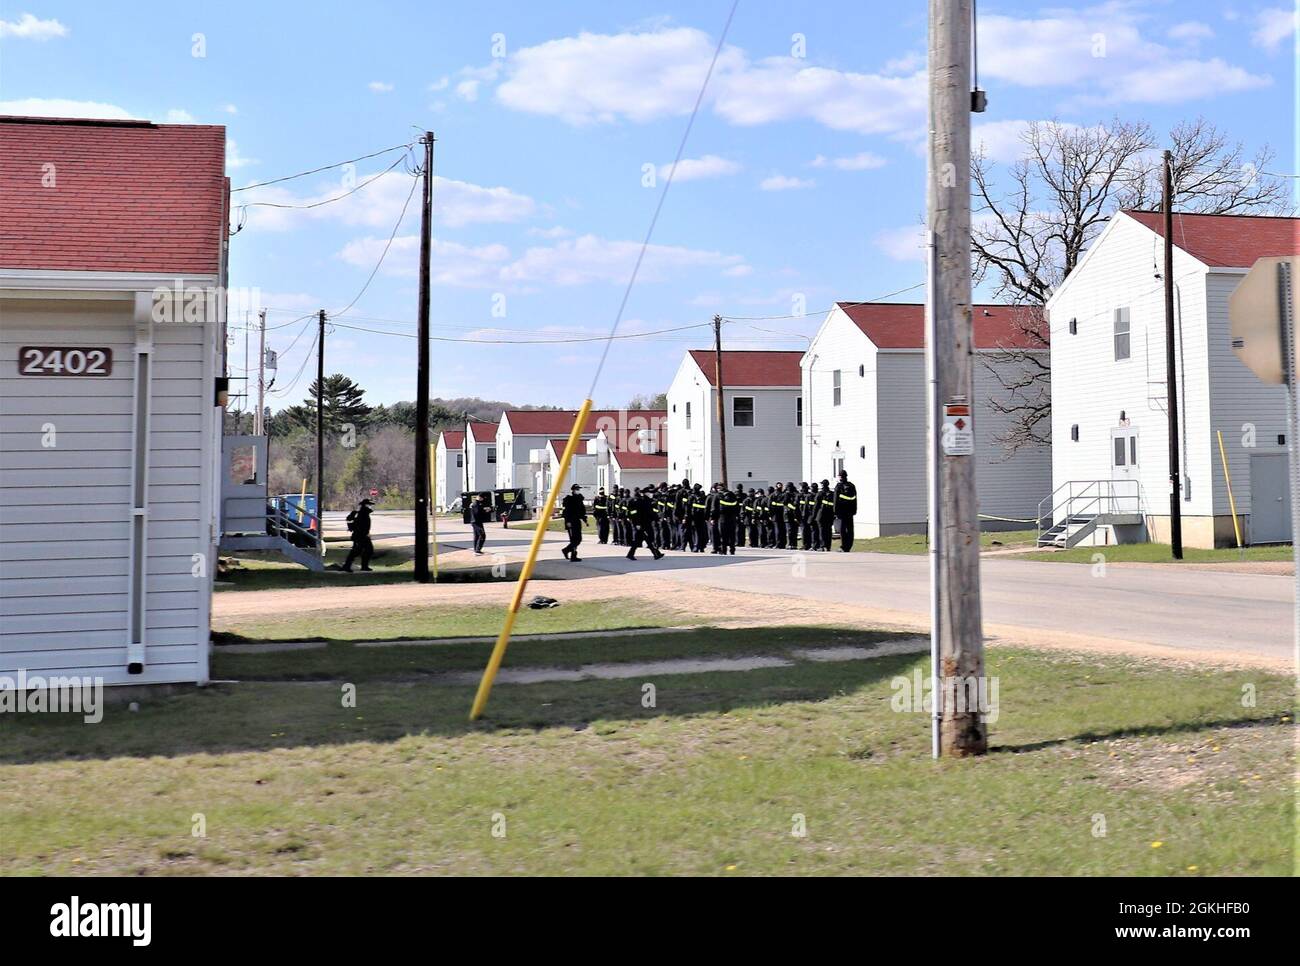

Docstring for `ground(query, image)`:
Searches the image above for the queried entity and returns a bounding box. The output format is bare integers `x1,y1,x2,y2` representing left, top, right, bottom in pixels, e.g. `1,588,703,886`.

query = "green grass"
212,596,690,646
851,529,1039,555
1019,542,1294,564
1,629,1292,876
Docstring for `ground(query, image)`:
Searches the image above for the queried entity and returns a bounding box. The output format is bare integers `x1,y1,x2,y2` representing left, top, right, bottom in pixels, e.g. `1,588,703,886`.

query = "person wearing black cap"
560,483,588,561
341,497,374,572
592,487,610,544
816,479,835,551
833,469,858,551
469,492,491,554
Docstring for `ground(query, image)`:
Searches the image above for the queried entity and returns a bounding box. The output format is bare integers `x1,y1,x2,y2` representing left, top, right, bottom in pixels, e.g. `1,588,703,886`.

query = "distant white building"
801,302,1052,537
463,420,495,493
495,408,640,501
434,430,464,510
1045,210,1296,548
591,419,669,492
666,350,803,489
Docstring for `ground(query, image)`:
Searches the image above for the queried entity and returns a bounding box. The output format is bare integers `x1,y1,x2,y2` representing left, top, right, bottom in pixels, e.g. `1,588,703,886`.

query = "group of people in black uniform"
580,469,858,559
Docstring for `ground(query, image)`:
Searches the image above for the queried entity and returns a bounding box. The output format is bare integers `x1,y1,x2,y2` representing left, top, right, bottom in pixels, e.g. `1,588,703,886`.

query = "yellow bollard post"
1216,430,1243,548
470,398,593,720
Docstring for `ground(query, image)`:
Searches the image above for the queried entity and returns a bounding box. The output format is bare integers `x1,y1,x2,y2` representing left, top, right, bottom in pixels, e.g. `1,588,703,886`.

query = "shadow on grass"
992,715,1294,754
0,628,921,764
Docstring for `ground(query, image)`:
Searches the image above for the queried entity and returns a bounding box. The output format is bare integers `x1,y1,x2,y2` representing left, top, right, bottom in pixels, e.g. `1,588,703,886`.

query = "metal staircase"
217,434,325,571
220,502,325,571
1036,480,1143,549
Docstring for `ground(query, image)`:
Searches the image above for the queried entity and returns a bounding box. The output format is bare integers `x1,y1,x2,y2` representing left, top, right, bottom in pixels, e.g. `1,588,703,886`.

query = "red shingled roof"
0,116,227,274
687,350,803,386
836,302,1045,349
1121,210,1300,268
467,422,495,442
441,430,465,448
503,408,636,435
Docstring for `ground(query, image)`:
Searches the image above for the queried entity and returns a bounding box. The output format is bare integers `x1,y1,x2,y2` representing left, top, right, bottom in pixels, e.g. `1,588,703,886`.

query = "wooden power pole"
255,308,266,436
414,131,435,582
713,314,729,487
927,0,986,756
316,308,326,557
1162,150,1184,559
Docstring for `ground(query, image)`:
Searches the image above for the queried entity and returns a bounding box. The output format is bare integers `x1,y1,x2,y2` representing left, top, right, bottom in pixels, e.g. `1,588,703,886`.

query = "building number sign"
17,346,113,377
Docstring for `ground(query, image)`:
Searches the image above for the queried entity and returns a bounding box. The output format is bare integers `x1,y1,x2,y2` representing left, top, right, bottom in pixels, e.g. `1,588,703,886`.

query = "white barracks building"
0,116,229,686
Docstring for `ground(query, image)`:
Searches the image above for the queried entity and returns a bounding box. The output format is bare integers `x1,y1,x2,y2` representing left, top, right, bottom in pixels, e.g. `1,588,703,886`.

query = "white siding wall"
435,436,464,509
464,430,494,493
666,354,800,488
0,296,216,685
1048,215,1214,519
803,308,879,522
1205,270,1290,524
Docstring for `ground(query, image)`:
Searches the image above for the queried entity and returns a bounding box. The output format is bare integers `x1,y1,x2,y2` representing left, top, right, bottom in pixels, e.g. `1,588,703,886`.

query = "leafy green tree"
337,442,377,505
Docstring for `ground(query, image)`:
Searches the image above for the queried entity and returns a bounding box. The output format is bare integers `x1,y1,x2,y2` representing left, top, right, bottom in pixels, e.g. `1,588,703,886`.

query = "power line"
328,169,421,318
230,142,415,192
237,153,408,210
328,318,713,344
720,281,927,321
268,329,318,399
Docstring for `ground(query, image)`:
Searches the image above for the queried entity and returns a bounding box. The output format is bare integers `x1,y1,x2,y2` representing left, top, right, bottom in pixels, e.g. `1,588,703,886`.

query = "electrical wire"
237,153,408,210
328,169,421,318
230,142,415,192
327,318,714,344
721,281,926,321
268,329,318,399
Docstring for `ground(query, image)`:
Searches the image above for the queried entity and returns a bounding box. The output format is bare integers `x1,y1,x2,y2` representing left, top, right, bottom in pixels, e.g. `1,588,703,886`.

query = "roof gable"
467,422,495,442
0,116,227,275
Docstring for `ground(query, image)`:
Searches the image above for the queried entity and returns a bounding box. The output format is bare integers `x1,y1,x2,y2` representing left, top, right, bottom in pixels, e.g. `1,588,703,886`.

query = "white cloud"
0,97,134,119
980,9,1270,103
502,234,749,286
873,224,927,262
809,151,887,171
1252,7,1298,51
429,77,450,91
973,119,1087,163
455,79,480,101
221,103,238,114
657,154,741,182
528,225,575,239
760,174,814,191
0,13,67,39
226,139,257,170
1168,21,1214,42
240,172,535,232
339,236,511,286
165,109,196,124
368,81,395,93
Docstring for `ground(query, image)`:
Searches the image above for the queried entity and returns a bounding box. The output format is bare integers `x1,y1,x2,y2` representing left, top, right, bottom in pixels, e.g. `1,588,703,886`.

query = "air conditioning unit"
637,429,658,454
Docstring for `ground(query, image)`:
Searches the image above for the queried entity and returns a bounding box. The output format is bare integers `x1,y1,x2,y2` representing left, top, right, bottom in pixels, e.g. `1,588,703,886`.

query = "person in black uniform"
626,488,664,560
797,482,814,550
833,469,857,552
689,483,709,552
341,498,374,571
783,481,801,549
770,482,787,551
816,479,835,551
716,484,741,554
734,484,747,547
673,479,690,550
560,484,587,561
706,483,723,553
469,492,491,555
657,483,674,549
592,487,610,544
613,488,628,545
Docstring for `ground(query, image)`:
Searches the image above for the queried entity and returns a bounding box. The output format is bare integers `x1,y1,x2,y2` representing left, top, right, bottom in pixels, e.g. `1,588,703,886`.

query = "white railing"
1037,480,1143,544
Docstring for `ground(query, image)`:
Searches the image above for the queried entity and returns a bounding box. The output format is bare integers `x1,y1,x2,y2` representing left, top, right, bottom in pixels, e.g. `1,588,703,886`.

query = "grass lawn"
211,596,691,646
851,529,1039,555
1,627,1291,876
1019,543,1294,564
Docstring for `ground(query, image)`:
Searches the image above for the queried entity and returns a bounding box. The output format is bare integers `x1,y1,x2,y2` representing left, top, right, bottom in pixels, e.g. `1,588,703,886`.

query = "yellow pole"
1215,430,1243,548
298,477,308,526
470,398,592,720
430,441,439,582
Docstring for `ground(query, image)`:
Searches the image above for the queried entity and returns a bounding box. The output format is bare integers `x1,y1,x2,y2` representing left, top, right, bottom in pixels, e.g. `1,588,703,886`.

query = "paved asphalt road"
332,511,1295,666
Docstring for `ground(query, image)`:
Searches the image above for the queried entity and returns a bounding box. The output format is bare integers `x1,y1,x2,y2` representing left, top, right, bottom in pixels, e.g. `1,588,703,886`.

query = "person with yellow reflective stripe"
716,483,742,554
816,478,835,551
833,469,858,552
689,482,709,553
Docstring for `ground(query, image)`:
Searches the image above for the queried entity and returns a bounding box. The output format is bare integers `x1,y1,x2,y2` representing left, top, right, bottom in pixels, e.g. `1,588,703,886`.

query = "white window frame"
832,369,842,406
1113,307,1131,361
732,395,755,427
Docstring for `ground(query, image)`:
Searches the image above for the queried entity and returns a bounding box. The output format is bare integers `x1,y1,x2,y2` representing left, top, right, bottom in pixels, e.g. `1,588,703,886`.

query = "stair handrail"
1037,479,1144,545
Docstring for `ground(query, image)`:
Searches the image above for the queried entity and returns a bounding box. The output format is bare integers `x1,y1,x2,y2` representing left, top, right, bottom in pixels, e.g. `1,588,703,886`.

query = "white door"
1110,427,1139,480
1249,453,1291,544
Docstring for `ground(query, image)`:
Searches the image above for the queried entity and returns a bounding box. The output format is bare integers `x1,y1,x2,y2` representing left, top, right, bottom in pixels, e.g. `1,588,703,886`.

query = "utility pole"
1162,150,1184,559
712,314,729,488
413,131,435,582
255,308,267,436
927,0,986,756
316,308,326,556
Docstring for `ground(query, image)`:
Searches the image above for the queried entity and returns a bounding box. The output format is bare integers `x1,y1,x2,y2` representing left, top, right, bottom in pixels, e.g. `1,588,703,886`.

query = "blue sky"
2,1,1296,410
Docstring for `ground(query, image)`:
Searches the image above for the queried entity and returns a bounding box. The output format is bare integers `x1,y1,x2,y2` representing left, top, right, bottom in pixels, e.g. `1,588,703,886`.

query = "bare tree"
973,117,1290,453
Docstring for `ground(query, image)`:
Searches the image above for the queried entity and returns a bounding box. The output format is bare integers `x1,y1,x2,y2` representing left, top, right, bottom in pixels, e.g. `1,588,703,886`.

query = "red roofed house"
802,301,1051,537
496,408,640,508
0,116,229,686
667,350,803,489
1045,210,1297,548
590,412,669,492
435,429,466,510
